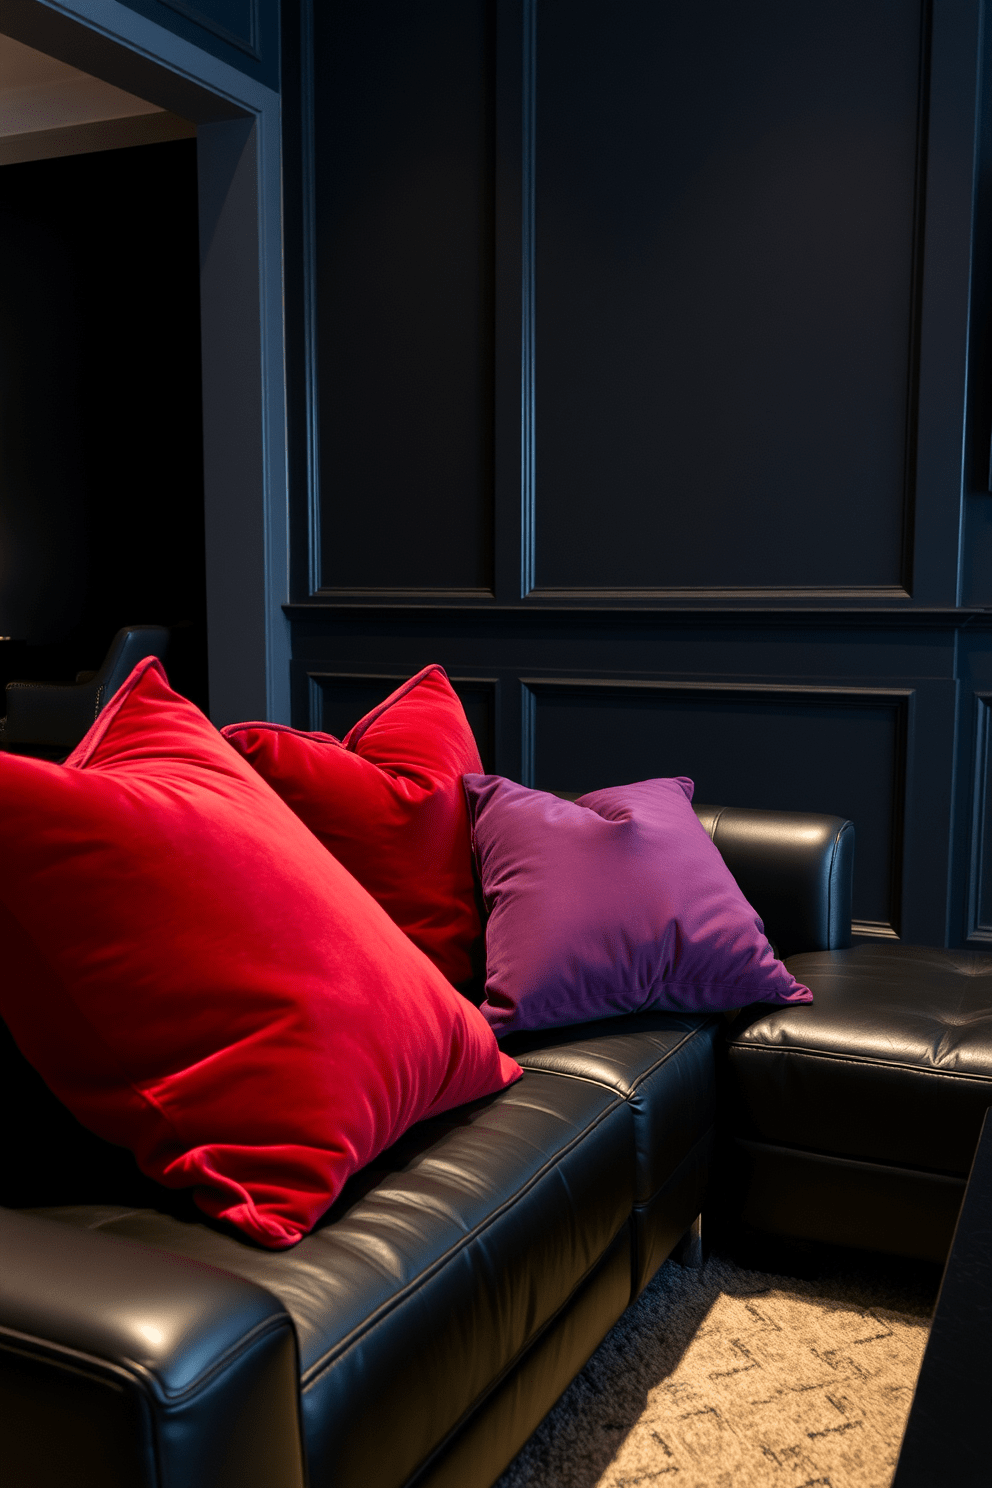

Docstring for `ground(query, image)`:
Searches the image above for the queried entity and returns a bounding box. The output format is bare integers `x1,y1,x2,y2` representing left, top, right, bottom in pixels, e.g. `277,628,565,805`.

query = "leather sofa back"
0,804,854,1209
693,804,854,960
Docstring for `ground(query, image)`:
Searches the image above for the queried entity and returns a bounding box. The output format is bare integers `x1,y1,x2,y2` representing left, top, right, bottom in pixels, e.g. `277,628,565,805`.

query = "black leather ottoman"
720,944,992,1263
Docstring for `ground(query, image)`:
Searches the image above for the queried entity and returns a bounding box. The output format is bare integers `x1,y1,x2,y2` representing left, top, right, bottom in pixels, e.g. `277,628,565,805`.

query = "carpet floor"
495,1253,937,1488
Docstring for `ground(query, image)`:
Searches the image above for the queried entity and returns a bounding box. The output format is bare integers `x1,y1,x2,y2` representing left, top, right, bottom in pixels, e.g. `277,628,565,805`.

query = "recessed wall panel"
313,1,494,593
159,0,255,48
535,0,923,592
113,0,274,78
527,682,906,931
307,671,497,771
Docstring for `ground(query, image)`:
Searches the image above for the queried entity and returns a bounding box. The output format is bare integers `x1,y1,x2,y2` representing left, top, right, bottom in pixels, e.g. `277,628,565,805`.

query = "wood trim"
0,109,195,165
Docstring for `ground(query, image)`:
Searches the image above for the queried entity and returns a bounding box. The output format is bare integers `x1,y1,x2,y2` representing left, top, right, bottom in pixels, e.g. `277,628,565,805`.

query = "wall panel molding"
302,668,499,769
296,0,321,598
519,0,536,599
156,0,259,59
520,676,913,937
519,676,916,702
525,586,915,604
307,588,496,604
530,0,947,598
908,0,982,605
101,0,276,82
283,3,980,946
302,0,497,599
966,692,992,943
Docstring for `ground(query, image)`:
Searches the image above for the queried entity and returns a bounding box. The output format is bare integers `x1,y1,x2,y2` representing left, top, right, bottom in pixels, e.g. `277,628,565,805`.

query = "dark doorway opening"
0,136,207,709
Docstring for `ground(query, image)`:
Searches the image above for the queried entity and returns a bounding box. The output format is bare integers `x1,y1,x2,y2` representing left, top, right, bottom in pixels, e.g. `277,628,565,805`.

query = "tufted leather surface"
725,944,992,1175
37,1070,634,1488
504,1012,720,1290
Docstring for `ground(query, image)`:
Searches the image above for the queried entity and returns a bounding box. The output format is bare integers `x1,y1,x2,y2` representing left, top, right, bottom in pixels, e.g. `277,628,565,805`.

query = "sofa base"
727,1139,966,1265
410,1223,632,1488
632,1125,714,1294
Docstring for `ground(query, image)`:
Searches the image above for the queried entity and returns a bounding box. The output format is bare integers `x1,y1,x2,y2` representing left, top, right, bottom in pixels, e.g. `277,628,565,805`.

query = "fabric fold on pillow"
223,665,483,987
0,659,520,1249
464,773,812,1036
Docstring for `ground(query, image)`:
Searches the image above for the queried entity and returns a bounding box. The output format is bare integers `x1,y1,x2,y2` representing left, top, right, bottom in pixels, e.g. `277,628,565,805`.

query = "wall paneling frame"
3,0,290,724
284,0,992,948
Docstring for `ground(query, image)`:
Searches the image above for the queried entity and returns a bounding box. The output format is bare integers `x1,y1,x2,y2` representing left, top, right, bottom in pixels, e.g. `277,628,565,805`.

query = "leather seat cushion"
504,1011,720,1290
33,1069,634,1488
504,1012,720,1203
725,944,992,1175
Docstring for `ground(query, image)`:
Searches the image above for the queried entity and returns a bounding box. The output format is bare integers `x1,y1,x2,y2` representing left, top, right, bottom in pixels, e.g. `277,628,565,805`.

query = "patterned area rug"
496,1255,934,1488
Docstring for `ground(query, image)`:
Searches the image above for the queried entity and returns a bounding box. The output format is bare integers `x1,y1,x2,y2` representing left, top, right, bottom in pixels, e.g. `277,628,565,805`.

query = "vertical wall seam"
520,0,537,598
300,0,322,599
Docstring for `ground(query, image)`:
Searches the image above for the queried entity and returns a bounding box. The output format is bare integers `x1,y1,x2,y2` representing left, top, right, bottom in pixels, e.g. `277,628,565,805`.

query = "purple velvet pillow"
463,774,812,1036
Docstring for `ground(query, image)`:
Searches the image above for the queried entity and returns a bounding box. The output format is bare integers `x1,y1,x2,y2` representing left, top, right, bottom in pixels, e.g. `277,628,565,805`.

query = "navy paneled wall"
282,0,992,949
115,0,279,85
311,0,494,594
533,0,924,596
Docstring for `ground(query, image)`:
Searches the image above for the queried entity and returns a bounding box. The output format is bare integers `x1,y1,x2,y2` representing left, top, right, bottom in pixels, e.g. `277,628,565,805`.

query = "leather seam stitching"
516,1020,716,1098
299,1094,628,1385
626,1024,715,1094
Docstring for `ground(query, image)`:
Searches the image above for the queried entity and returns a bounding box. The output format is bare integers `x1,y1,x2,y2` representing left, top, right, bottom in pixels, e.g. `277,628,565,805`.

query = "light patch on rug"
496,1257,931,1488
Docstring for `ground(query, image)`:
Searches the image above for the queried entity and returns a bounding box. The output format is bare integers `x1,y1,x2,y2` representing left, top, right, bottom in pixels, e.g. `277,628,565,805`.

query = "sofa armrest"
0,1208,306,1488
693,804,854,958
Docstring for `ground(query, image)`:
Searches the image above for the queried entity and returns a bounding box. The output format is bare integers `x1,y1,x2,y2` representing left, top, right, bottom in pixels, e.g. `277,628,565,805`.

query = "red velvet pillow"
0,659,520,1248
223,665,483,986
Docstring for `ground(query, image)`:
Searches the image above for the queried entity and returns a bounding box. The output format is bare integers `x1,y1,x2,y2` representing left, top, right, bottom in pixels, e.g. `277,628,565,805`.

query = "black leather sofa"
0,804,855,1488
721,943,992,1264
